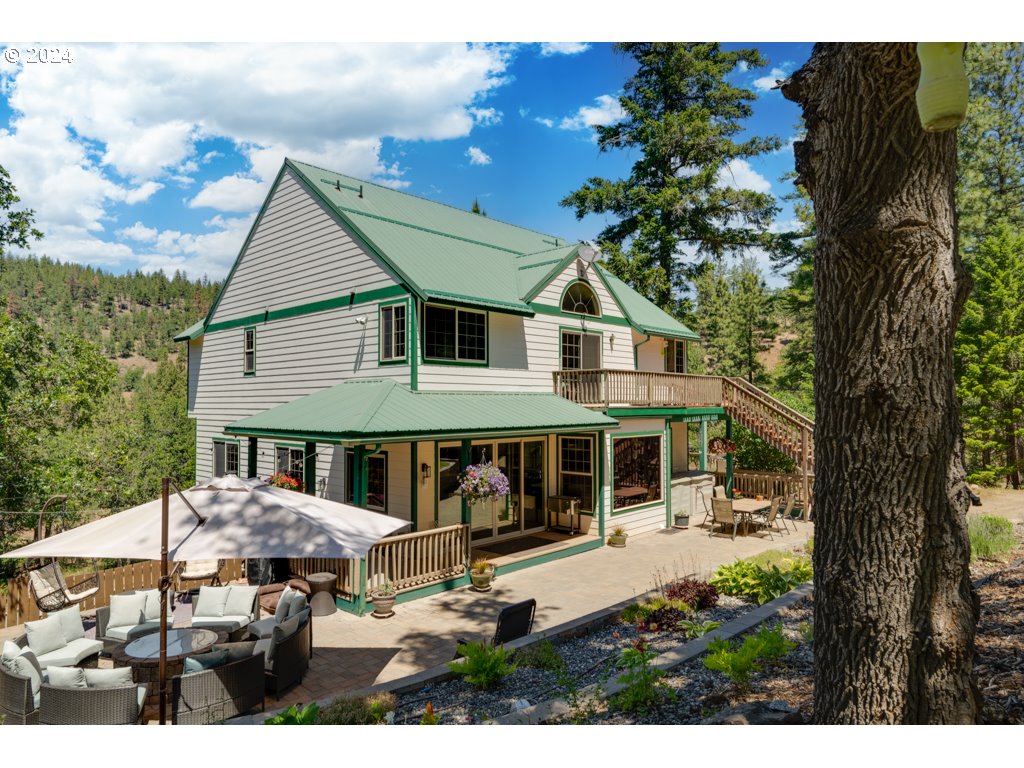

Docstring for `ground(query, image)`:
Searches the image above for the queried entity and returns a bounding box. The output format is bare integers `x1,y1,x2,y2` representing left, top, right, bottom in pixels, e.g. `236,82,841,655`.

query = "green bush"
703,623,795,689
316,693,396,724
621,596,692,632
710,556,812,605
265,702,320,725
448,641,517,689
676,619,721,640
515,639,564,673
968,515,1017,561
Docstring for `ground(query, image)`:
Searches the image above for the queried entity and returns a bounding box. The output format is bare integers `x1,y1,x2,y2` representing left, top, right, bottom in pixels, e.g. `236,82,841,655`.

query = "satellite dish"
578,242,600,264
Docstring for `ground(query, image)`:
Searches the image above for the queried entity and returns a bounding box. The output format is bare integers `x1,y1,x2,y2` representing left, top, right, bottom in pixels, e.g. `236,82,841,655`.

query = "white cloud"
559,94,624,132
717,159,773,194
539,43,590,57
753,67,788,93
534,117,554,128
518,107,530,118
116,222,159,242
189,174,267,212
466,146,492,166
469,107,502,126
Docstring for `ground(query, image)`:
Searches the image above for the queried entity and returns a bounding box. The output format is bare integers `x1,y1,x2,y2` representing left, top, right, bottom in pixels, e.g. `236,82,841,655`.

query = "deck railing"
364,523,467,594
552,369,724,408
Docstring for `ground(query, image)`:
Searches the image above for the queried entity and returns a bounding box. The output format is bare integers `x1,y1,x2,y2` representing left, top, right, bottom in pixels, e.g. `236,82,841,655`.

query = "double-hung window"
213,440,239,477
560,330,601,370
366,454,387,512
665,339,687,373
558,436,594,511
424,304,486,363
379,303,407,363
243,328,256,374
275,445,304,489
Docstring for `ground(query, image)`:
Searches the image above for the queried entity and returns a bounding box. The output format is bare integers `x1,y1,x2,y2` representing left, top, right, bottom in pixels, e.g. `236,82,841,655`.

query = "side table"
306,572,337,616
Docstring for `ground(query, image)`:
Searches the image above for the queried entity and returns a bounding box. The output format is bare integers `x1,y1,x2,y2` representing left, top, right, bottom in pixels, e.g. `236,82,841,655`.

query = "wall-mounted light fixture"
354,315,368,326
609,333,615,348
421,462,431,483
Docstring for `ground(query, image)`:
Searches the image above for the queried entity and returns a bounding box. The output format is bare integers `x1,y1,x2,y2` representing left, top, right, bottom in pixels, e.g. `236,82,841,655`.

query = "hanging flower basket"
707,437,737,456
458,462,510,506
268,473,304,493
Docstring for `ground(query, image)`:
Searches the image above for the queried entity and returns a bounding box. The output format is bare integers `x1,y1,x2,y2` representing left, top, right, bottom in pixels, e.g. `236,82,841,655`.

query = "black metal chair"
454,598,537,658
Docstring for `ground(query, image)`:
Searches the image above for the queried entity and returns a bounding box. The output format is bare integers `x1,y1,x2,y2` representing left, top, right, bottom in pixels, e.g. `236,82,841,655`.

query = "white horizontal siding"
417,311,635,392
211,168,397,324
635,332,669,372
533,260,626,319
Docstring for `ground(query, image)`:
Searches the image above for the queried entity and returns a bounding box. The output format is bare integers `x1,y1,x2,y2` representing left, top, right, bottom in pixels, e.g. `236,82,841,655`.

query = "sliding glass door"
464,438,545,543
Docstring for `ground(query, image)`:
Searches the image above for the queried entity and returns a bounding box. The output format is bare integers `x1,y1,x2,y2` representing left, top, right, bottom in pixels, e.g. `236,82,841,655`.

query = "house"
176,159,812,611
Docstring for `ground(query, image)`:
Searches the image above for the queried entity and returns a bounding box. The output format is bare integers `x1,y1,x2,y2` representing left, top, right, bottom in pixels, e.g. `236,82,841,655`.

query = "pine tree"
561,42,795,313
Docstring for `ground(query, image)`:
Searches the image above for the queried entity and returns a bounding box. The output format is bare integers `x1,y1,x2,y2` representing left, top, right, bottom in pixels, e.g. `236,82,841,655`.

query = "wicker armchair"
264,616,311,695
170,651,265,724
0,663,39,725
38,682,148,725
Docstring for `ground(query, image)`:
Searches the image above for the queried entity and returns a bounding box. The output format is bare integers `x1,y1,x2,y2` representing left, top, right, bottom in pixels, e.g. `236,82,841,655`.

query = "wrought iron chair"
709,498,739,541
27,561,100,614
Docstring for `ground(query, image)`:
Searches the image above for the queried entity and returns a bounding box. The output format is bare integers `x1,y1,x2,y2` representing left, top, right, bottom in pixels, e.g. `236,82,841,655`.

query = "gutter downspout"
632,333,652,370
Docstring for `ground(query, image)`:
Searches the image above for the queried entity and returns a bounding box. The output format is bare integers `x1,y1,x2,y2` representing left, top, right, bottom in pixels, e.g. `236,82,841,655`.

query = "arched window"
561,281,600,317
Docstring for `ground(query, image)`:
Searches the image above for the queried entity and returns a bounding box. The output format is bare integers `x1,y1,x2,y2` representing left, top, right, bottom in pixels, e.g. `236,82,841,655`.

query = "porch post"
304,441,316,495
698,420,708,472
725,416,734,498
597,430,606,541
247,437,258,479
409,441,418,530
460,439,471,565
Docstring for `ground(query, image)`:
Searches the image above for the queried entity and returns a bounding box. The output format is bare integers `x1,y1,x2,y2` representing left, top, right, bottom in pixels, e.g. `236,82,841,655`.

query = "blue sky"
0,40,811,287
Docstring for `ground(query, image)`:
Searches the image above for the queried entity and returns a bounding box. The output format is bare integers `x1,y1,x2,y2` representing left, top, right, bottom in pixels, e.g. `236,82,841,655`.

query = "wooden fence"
1,559,244,630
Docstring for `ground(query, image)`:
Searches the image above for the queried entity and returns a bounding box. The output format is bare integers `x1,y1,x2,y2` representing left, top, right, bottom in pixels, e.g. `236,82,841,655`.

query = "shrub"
703,623,795,689
663,578,719,610
710,556,812,605
515,639,564,672
265,702,320,725
448,641,517,689
968,515,1017,561
676,619,721,640
316,693,396,724
420,702,440,725
621,595,691,632
611,639,675,715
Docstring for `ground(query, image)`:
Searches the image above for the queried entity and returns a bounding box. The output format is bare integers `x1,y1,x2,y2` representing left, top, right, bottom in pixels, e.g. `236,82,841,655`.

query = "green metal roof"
224,380,618,442
595,264,700,341
173,320,205,342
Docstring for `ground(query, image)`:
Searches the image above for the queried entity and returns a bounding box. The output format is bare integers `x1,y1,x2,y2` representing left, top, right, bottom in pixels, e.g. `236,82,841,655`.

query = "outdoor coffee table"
113,627,226,714
306,572,337,616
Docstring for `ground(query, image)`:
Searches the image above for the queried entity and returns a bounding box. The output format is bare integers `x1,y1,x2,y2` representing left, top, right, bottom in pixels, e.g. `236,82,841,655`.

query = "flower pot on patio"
673,513,690,529
470,559,495,592
607,527,628,548
370,583,396,618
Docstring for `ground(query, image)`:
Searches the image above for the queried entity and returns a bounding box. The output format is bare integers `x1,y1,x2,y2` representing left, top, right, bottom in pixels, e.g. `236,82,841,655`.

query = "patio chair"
454,598,536,658
175,559,224,597
779,494,797,533
26,561,100,614
754,497,786,541
709,498,739,541
695,485,714,529
713,485,726,499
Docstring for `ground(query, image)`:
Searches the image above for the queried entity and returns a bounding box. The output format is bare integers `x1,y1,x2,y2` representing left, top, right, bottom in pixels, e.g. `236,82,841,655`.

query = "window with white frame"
243,328,256,374
561,281,600,317
560,330,601,370
424,304,486,362
213,440,239,477
379,303,407,362
558,436,593,511
275,445,304,488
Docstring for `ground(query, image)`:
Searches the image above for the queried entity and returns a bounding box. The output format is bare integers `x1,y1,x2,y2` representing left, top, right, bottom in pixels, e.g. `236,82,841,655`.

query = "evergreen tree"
561,42,795,313
773,175,816,396
0,164,43,257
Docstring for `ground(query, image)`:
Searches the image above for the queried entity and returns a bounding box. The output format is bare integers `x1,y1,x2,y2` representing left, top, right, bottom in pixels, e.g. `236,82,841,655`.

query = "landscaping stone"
702,699,803,725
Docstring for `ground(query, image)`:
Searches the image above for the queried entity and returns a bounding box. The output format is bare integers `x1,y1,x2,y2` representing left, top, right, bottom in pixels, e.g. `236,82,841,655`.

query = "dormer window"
561,281,600,317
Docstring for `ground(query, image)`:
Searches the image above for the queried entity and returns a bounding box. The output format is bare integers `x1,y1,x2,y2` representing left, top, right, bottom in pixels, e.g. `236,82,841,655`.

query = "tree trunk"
782,43,980,724
1006,425,1020,489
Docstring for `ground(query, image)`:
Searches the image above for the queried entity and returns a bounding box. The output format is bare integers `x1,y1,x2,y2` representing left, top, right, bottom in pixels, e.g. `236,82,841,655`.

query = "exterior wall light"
421,462,431,483
916,43,968,132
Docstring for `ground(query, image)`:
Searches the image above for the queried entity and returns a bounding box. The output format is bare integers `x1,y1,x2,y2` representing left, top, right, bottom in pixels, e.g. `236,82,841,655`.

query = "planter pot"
370,592,396,618
470,567,495,592
607,533,628,548
673,514,690,529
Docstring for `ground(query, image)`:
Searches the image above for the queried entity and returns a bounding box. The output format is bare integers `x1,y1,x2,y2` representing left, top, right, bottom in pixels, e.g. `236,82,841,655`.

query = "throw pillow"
274,586,294,623
252,638,273,668
277,612,301,640
1,639,21,664
25,614,66,657
46,665,87,688
134,588,165,621
285,591,308,619
223,585,258,618
193,586,231,618
51,605,86,643
183,649,229,674
108,592,147,629
84,667,134,688
212,641,257,663
10,650,43,695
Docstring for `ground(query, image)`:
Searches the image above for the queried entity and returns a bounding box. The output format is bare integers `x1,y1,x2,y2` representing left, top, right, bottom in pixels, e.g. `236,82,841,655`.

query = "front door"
468,440,544,543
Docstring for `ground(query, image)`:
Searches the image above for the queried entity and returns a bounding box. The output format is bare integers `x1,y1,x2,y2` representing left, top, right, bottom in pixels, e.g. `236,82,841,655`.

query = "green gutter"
409,297,418,391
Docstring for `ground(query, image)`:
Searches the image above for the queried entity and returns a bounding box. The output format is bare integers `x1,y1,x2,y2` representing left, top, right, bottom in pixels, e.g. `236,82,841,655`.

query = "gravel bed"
391,594,752,725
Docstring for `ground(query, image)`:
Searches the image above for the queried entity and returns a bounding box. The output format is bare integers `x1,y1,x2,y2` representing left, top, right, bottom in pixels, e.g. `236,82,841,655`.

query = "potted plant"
370,580,396,618
608,525,628,548
267,472,304,493
458,461,510,505
470,557,495,592
673,511,690,528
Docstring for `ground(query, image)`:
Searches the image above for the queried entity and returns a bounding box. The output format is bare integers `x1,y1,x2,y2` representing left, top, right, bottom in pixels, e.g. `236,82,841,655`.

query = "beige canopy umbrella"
2,475,410,723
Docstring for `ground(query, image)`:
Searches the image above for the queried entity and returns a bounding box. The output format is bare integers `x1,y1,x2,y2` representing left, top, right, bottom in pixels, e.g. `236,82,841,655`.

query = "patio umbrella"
2,474,410,723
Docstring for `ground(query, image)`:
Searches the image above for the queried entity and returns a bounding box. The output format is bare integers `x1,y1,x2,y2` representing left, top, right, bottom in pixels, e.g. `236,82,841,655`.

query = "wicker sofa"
38,681,148,725
170,646,265,724
258,613,311,695
0,663,39,725
96,588,176,653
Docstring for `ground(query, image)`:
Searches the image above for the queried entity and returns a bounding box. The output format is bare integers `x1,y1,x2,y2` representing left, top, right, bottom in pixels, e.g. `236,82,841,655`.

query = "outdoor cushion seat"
257,579,310,615
249,588,309,639
96,588,176,652
252,611,311,694
16,608,102,669
170,647,265,725
190,585,259,640
38,681,148,725
1,642,44,722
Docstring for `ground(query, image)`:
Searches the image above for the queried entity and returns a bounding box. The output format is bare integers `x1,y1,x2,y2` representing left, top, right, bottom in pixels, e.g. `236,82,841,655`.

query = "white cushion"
35,638,104,669
84,667,134,688
51,605,86,643
274,586,294,623
191,615,250,632
105,620,164,642
224,585,258,619
47,665,87,688
25,614,66,657
194,586,231,618
10,650,43,695
1,640,20,662
108,593,147,629
133,589,166,621
253,638,273,669
286,592,308,619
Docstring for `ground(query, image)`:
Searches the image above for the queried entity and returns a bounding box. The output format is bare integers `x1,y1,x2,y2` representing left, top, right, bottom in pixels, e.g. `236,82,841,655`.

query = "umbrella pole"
159,477,169,725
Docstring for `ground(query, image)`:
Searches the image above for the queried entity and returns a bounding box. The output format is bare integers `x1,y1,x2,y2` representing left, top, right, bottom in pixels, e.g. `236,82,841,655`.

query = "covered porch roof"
224,379,618,444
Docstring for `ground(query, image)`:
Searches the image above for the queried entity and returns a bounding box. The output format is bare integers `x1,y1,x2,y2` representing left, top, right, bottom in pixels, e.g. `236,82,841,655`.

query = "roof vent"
359,185,364,199
335,179,341,191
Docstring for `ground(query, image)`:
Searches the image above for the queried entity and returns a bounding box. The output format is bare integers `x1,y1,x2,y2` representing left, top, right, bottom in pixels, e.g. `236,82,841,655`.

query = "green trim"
555,432,598,513
212,437,241,476
493,536,602,575
225,423,615,445
664,421,672,528
366,452,387,512
521,245,582,302
243,326,256,375
607,407,727,418
247,437,258,479
378,298,409,366
610,430,665,516
531,302,632,327
668,407,727,420
409,297,418,390
559,325,603,370
391,573,472,604
421,303,489,367
409,441,418,529
460,440,471,526
558,278,603,319
594,263,700,341
699,421,708,472
422,291,533,316
173,320,205,342
597,430,606,540
205,285,408,335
